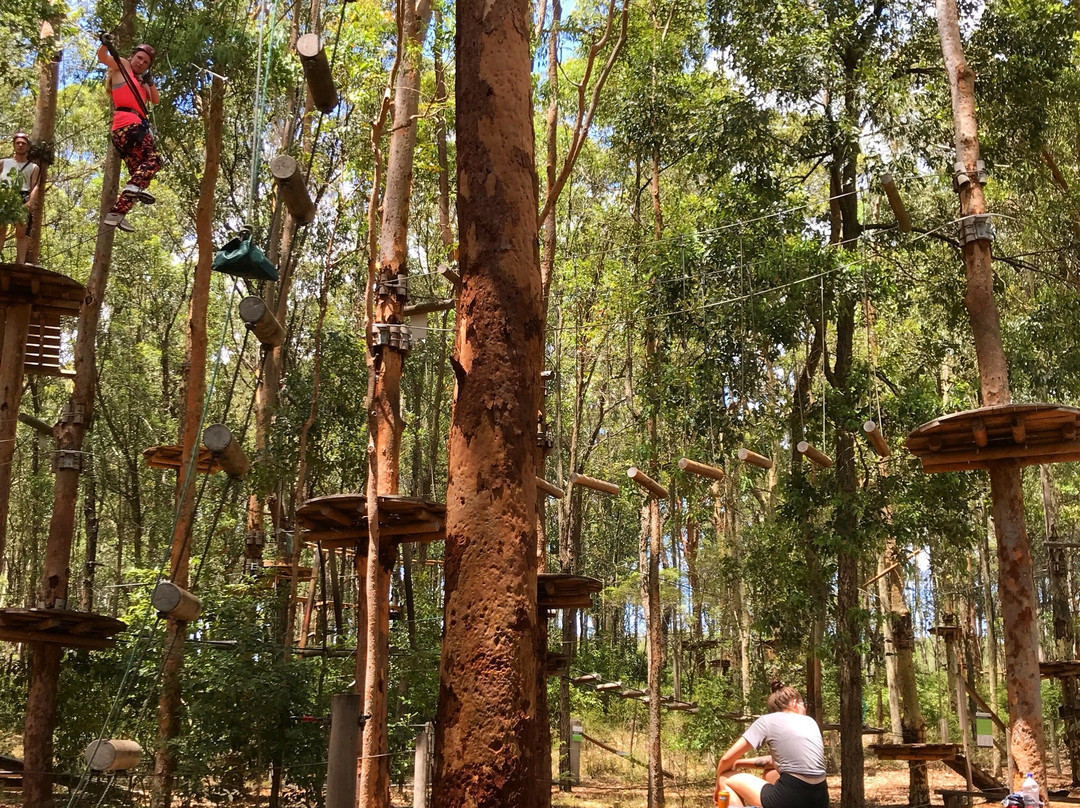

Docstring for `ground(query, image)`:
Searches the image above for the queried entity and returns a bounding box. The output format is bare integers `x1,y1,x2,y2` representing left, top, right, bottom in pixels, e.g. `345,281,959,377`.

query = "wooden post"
797,441,834,468
269,155,316,225
863,420,891,457
0,302,32,576
151,581,202,622
412,722,431,808
737,447,773,469
677,457,725,481
568,472,620,496
84,739,142,772
239,296,285,347
295,33,339,114
202,424,250,478
881,173,913,233
324,693,360,808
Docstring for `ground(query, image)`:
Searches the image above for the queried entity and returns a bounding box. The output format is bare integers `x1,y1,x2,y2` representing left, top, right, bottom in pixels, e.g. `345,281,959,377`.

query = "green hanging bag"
212,233,279,282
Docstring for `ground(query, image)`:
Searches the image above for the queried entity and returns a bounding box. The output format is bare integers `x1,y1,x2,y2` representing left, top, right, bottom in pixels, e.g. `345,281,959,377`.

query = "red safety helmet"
12,132,29,144
133,44,155,63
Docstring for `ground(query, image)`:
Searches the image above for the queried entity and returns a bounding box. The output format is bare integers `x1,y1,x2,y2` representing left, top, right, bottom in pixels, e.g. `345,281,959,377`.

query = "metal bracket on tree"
958,214,993,245
52,449,83,472
952,159,988,192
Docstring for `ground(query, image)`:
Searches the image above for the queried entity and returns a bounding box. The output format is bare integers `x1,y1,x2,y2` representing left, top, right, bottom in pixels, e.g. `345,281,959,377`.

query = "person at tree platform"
97,35,161,232
0,132,40,263
714,681,829,808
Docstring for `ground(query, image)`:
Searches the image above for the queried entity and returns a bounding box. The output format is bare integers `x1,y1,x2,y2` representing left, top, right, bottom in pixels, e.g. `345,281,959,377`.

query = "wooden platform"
537,573,603,611
260,560,313,581
0,608,126,650
296,493,446,551
143,444,222,474
1041,660,1080,679
870,743,959,761
0,263,84,315
907,403,1080,472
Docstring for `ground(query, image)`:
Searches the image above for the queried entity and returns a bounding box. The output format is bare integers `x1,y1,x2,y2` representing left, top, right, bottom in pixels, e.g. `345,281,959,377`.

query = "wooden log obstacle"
568,472,620,496
863,420,891,457
797,441,833,468
270,155,316,225
677,457,725,481
536,476,565,499
239,296,285,348
881,173,913,233
737,447,773,469
295,34,339,114
151,581,202,622
83,739,142,772
202,424,250,478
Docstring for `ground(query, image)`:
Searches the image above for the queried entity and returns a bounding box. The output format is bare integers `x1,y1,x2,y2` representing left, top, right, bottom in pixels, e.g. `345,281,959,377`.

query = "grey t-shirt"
742,712,826,777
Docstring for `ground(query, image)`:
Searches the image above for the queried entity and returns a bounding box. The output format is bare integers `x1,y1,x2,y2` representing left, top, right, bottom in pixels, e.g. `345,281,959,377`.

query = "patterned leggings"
111,122,163,214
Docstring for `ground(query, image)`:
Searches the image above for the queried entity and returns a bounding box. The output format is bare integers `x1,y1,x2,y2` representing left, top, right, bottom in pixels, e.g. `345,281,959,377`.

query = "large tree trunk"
431,0,542,803
359,3,433,806
151,75,224,808
937,0,1045,791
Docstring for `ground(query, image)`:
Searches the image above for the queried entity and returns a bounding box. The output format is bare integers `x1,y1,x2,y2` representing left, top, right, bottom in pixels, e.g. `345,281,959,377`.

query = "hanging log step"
863,420,890,457
0,607,125,650
295,33,339,114
797,441,833,468
881,173,913,233
627,466,669,499
664,701,699,712
906,403,1080,472
544,652,570,677
151,581,202,621
269,155,316,225
143,444,222,475
869,743,959,762
84,739,142,772
737,448,773,469
678,457,725,481
535,476,565,499
239,296,285,348
618,688,646,699
595,681,622,692
569,672,601,685
1040,660,1080,679
568,472,620,496
296,493,446,551
202,424,250,478
537,573,603,612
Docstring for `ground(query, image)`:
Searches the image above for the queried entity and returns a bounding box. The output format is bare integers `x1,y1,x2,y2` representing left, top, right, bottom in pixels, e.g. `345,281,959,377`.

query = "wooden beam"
863,420,891,457
18,412,53,437
568,472,620,496
627,466,669,499
678,457,725,481
959,677,1008,735
797,441,833,468
269,154,316,225
404,299,455,317
881,173,913,233
238,296,286,348
535,476,565,499
295,33,339,114
202,424,250,478
737,448,773,469
580,732,676,780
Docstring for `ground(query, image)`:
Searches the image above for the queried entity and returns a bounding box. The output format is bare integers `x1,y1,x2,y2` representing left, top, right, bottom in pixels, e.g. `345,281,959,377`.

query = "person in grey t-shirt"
714,682,829,808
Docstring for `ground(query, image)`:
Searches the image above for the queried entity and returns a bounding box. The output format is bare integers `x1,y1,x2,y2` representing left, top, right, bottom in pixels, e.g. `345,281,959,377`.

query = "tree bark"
152,74,223,808
26,13,62,265
431,0,542,802
937,0,1045,790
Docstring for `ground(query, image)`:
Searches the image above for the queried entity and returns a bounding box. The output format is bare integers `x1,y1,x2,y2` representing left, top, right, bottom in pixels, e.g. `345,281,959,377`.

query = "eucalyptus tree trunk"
979,513,1003,778
431,0,543,802
937,0,1045,790
152,74,224,808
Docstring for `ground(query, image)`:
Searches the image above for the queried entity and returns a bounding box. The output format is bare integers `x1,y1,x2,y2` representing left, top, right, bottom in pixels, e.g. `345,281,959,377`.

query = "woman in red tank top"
97,37,163,232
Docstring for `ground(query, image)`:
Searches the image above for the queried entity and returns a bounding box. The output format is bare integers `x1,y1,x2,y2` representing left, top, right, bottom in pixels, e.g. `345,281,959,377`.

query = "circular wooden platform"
537,573,603,611
0,263,84,316
906,403,1080,472
143,444,223,474
0,607,125,650
296,493,446,551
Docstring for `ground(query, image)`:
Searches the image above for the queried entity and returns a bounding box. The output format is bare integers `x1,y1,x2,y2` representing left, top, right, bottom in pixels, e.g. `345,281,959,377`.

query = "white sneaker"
121,183,155,204
103,211,134,232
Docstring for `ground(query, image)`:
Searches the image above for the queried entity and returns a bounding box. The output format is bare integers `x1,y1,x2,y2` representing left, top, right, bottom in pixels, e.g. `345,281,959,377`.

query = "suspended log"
627,466,669,499
151,581,202,622
269,155,316,225
238,296,285,348
863,420,890,457
595,681,622,692
84,739,141,772
295,33,339,114
535,476,564,499
737,447,773,469
568,472,619,496
677,457,725,481
202,424,250,478
881,173,913,233
797,441,834,468
404,299,455,317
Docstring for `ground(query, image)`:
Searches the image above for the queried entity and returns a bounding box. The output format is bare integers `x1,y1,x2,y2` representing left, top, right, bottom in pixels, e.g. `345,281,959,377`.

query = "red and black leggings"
110,121,162,215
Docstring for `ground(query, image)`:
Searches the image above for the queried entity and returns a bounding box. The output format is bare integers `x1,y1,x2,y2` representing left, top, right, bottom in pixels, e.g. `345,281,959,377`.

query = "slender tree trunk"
979,513,1003,778
152,75,224,808
80,473,98,611
26,12,62,265
431,0,542,802
644,496,664,807
937,0,1045,790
